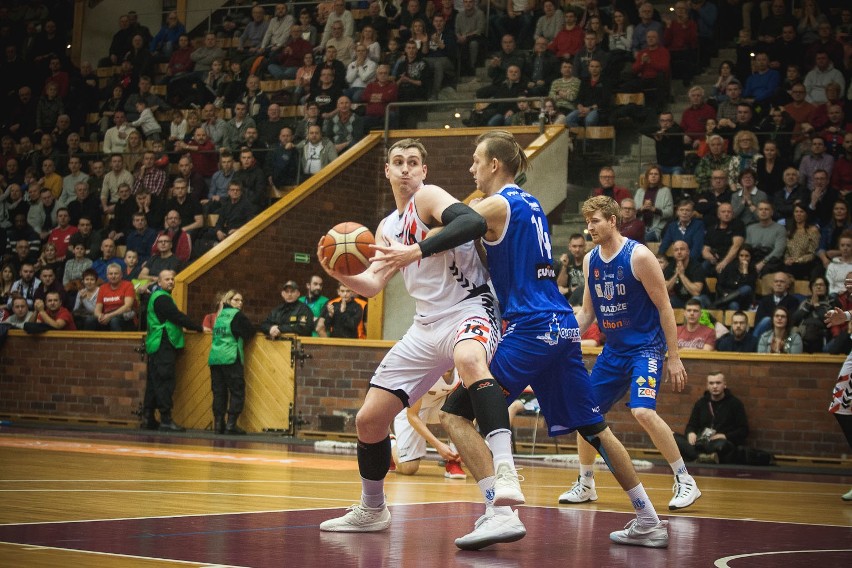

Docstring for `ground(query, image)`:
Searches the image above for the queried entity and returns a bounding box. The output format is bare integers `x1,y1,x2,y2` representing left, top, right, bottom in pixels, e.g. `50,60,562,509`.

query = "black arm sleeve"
418,202,488,259
231,310,257,342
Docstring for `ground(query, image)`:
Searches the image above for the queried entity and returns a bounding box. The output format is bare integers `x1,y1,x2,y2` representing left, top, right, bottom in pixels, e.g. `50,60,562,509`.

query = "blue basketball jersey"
483,185,570,320
587,238,665,353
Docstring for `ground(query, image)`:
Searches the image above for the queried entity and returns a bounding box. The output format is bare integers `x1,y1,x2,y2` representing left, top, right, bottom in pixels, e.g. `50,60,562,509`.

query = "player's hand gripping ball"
320,222,376,275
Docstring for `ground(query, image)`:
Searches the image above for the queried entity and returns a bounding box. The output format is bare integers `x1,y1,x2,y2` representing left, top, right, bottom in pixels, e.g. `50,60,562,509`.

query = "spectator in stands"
149,11,186,61
548,60,580,114
791,275,831,353
455,0,486,78
260,3,295,58
716,80,744,124
124,33,155,80
753,270,799,338
126,212,157,265
345,44,378,103
757,306,802,353
7,86,36,142
38,158,62,201
102,111,136,156
32,264,64,307
297,124,338,179
634,164,673,242
727,131,763,191
397,0,427,43
573,31,606,82
138,233,182,286
719,310,759,352
125,76,170,122
677,298,716,350
745,201,786,275
293,101,322,143
803,52,844,104
556,232,586,305
660,199,705,263
2,295,33,328
104,14,133,67
311,66,345,120
631,2,664,52
534,0,563,45
292,52,318,105
362,64,399,131
617,197,645,243
799,138,835,191
165,179,204,240
317,282,365,338
731,169,767,226
809,83,845,135
488,34,527,85
825,233,852,297
260,279,316,338
782,82,815,143
696,169,733,225
548,11,584,59
696,135,733,192
393,40,432,128
155,210,192,264
817,200,852,268
642,111,685,175
784,203,820,280
323,96,365,154
214,182,254,242
58,156,88,209
703,201,745,277
357,22,384,63
590,166,629,202
237,5,271,70
8,260,40,309
204,151,235,214
91,238,125,282
423,13,456,100
221,102,256,154
466,64,526,127
27,187,57,241
239,75,270,123
742,51,780,112
89,262,136,331
34,82,63,139
564,59,609,127
100,154,134,215
716,244,758,312
681,86,716,149
665,240,709,308
268,25,313,81
771,167,806,224
4,237,37,276
46,208,76,260
63,242,92,293
832,133,852,195
754,138,790,196
806,169,840,228
265,127,299,189
321,0,355,50
67,216,102,261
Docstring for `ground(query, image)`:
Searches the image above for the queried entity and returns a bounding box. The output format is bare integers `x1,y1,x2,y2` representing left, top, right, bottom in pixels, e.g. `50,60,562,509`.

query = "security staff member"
259,280,315,337
208,289,256,434
144,269,203,431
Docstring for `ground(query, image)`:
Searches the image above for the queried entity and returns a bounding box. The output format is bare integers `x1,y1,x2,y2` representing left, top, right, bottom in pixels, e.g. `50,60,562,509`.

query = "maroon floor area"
1,503,849,567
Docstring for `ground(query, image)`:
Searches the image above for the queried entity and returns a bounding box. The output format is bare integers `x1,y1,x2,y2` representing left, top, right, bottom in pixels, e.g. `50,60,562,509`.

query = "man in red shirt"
676,299,716,351
90,263,137,331
362,64,399,131
176,128,219,180
680,86,716,149
631,29,670,112
28,291,76,332
591,166,631,202
47,208,78,258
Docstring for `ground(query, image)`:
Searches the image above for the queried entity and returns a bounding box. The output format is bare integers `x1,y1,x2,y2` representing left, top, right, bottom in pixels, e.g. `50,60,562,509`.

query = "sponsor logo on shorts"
638,388,656,399
648,358,658,375
648,377,657,388
635,377,646,386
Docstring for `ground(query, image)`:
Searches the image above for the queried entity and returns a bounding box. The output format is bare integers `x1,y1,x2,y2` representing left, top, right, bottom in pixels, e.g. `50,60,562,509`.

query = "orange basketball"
320,222,376,276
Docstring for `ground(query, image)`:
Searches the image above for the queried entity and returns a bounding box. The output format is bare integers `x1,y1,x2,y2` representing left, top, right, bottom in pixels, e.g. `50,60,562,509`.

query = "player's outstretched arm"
405,398,460,462
316,220,397,298
633,245,688,392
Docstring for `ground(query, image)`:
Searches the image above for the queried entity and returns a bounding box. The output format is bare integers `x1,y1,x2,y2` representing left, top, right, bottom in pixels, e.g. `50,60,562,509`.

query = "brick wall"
0,333,847,457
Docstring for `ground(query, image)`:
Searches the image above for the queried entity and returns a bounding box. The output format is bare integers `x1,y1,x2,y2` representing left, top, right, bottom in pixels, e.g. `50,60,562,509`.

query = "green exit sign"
294,252,311,264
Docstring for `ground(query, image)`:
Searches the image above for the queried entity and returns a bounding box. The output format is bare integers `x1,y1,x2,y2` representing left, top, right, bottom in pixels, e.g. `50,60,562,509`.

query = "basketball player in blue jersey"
318,139,524,535
376,131,669,549
565,195,701,517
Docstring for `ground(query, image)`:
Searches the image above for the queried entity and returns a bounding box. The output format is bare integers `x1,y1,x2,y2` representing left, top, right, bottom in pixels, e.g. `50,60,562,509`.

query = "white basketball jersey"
380,190,495,322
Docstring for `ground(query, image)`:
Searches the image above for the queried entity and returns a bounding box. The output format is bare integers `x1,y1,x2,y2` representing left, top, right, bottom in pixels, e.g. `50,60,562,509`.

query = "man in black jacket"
259,280,315,337
675,372,749,464
716,311,758,353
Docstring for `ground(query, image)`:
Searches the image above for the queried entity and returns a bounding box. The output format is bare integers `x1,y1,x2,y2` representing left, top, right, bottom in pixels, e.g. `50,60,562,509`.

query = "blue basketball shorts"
589,346,665,414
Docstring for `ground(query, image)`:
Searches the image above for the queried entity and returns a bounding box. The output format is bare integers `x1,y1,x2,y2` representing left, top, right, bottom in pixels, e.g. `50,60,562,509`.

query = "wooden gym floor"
0,426,850,568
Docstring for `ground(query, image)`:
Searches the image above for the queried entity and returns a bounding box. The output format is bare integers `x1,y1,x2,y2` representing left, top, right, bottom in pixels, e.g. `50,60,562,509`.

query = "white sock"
579,463,595,482
627,483,660,527
671,458,690,478
478,476,496,507
485,429,514,466
361,477,385,509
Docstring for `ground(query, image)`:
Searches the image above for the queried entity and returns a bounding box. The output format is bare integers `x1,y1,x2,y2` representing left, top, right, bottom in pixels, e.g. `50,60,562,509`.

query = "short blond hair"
582,195,621,223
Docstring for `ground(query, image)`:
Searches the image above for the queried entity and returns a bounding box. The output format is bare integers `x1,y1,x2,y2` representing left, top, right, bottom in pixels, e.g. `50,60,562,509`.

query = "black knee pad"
357,435,391,481
441,383,476,421
577,420,608,439
468,378,510,434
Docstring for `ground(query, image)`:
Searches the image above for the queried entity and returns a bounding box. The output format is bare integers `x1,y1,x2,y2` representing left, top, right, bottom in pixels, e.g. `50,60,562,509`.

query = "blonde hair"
582,195,621,224
475,130,529,177
733,130,759,153
221,289,242,307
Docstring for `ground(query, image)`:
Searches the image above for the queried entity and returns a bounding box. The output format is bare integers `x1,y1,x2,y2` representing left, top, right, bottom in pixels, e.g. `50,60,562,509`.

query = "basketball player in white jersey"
392,370,467,479
318,138,524,534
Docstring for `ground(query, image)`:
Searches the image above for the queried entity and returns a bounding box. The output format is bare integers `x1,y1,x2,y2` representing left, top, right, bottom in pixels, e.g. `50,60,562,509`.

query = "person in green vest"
144,269,203,432
299,274,329,336
208,289,256,434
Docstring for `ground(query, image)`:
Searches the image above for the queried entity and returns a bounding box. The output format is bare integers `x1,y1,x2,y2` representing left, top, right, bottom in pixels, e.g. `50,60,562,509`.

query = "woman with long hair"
34,242,64,282
207,289,255,434
714,245,758,310
124,130,145,172
358,25,382,63
409,19,429,50
817,200,852,268
711,60,736,104
604,9,633,53
753,139,790,197
784,203,821,280
757,306,803,353
294,51,317,104
792,276,831,353
633,164,673,242
0,263,15,307
727,130,762,190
